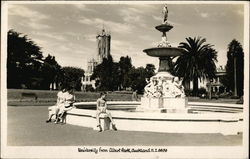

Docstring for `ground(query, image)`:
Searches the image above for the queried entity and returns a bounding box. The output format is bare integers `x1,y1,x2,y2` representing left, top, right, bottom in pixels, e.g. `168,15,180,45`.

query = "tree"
112,62,122,90
40,54,62,89
127,67,147,93
145,64,156,78
222,39,244,96
7,29,44,89
91,55,120,91
91,54,155,92
119,56,133,89
60,67,85,91
126,64,156,93
174,37,217,96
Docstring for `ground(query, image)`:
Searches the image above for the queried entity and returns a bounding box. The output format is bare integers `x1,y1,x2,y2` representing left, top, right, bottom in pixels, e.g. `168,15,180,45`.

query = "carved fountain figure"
139,4,187,113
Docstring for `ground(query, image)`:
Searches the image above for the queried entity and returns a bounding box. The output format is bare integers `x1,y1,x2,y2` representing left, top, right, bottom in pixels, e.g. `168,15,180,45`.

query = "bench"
20,92,38,101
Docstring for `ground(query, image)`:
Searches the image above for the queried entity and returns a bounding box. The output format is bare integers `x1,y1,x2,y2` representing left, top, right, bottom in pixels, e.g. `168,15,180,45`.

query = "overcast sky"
7,2,244,70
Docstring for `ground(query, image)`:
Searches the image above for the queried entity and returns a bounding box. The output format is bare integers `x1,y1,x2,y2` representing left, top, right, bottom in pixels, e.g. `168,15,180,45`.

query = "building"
81,28,111,91
183,65,227,94
81,58,98,91
207,65,227,94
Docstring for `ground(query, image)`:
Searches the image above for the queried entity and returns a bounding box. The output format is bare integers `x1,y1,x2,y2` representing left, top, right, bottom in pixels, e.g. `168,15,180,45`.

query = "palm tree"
174,37,217,96
223,39,244,97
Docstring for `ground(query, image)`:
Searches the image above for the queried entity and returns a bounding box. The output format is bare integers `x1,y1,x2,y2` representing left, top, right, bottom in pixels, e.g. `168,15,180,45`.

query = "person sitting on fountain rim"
55,87,75,124
46,87,66,123
96,92,117,132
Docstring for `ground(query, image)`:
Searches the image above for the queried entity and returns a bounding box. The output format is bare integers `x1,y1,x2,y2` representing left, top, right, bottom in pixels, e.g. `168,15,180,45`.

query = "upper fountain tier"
155,23,173,33
143,22,183,57
143,4,183,58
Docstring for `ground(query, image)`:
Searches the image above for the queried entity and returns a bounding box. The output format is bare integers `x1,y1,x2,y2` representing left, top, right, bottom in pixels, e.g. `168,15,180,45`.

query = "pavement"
7,106,242,146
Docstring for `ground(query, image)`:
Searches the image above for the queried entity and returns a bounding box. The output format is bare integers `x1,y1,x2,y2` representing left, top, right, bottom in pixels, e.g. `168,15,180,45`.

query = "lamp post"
234,56,237,97
209,79,213,99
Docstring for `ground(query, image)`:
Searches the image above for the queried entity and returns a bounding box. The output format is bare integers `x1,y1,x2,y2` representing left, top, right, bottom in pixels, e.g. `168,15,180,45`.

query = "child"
96,92,117,132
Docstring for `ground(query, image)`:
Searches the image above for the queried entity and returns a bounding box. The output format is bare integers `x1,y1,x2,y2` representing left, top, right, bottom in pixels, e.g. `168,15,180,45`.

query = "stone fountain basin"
143,47,183,57
64,101,243,135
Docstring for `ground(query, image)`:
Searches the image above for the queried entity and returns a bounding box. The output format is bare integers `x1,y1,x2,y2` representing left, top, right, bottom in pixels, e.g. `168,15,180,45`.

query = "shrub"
184,89,193,96
197,87,207,97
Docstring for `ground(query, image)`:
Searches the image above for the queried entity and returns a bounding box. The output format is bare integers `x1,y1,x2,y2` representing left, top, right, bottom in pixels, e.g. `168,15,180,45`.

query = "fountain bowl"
143,47,183,57
155,23,173,32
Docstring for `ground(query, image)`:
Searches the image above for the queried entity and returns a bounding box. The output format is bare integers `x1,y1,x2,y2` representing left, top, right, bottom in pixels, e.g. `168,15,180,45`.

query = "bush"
85,85,95,92
219,91,232,98
236,96,243,104
231,96,240,99
197,87,207,97
184,89,193,96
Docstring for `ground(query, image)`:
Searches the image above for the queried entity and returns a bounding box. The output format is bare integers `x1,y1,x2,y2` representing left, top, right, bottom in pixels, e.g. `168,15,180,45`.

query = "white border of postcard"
1,1,249,159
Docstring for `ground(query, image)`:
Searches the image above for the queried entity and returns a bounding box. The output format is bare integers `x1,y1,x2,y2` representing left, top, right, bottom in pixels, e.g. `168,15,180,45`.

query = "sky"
7,2,244,70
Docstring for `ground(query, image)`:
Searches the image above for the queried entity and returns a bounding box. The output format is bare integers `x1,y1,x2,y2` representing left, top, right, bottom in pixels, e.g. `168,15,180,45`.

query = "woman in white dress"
46,88,66,123
55,87,75,123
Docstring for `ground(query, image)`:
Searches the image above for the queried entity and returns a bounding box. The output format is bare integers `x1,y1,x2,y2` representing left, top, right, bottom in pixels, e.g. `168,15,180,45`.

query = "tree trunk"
183,79,190,90
193,76,199,96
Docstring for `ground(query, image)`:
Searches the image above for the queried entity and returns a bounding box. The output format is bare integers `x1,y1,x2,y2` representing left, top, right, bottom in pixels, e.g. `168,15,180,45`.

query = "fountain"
138,4,187,113
64,5,243,135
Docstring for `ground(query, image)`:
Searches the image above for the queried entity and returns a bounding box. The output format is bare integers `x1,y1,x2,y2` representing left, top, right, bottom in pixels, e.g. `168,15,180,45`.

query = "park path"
7,106,242,146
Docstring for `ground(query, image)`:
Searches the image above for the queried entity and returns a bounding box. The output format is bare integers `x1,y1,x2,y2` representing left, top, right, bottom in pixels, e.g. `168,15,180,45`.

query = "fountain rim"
65,105,243,135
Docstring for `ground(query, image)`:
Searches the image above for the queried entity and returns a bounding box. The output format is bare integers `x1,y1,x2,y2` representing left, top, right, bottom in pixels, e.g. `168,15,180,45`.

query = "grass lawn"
7,89,239,106
7,89,141,106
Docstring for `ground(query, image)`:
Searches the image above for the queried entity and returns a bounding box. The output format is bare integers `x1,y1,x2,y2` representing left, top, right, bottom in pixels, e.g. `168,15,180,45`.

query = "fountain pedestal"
139,97,187,113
